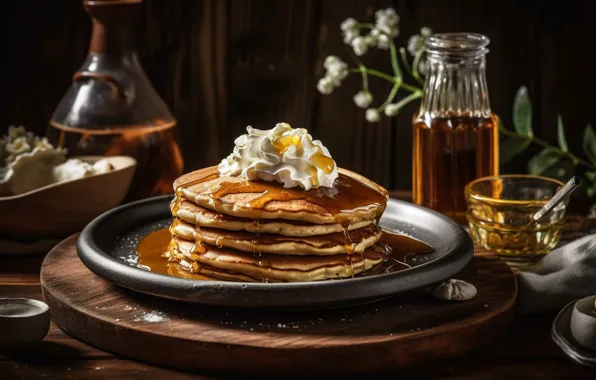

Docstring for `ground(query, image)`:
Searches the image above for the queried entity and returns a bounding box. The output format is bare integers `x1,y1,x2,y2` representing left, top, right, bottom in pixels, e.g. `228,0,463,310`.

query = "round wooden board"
41,235,517,377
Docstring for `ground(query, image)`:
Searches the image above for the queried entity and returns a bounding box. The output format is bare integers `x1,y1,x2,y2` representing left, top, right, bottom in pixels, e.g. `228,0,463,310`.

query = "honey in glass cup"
465,175,567,268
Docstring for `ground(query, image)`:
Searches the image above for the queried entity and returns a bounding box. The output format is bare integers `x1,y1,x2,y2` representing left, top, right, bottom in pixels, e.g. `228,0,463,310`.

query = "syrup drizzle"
171,219,379,250
136,228,435,281
179,172,387,226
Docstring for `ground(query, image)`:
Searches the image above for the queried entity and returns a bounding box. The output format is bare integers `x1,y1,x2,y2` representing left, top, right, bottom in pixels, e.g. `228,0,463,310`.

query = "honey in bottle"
412,33,498,223
47,0,183,201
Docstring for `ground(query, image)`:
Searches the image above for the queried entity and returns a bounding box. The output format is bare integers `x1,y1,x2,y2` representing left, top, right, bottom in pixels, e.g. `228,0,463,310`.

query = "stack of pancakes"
165,166,389,282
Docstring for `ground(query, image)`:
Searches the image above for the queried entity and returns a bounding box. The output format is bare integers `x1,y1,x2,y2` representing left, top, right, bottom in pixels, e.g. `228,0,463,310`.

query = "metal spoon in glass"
528,176,582,226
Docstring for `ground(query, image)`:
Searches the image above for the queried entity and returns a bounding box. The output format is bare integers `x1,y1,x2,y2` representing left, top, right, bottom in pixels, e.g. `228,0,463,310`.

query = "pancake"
174,166,389,225
170,218,381,256
172,197,374,236
170,260,259,282
169,236,385,282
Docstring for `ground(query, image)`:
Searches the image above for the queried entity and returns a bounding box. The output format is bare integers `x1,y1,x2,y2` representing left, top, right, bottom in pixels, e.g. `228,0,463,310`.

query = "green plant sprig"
500,86,596,197
343,21,426,117
346,68,422,93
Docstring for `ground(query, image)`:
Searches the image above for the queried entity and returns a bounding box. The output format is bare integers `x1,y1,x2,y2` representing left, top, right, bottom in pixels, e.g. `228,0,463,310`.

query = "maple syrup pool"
131,225,435,281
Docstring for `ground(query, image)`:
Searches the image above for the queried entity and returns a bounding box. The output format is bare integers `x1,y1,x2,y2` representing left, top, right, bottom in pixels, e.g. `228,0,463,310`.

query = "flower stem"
389,42,402,79
348,68,421,93
350,55,369,92
401,82,422,93
500,128,596,170
394,91,423,112
351,68,394,83
412,48,425,86
360,65,369,91
399,48,414,77
379,82,401,111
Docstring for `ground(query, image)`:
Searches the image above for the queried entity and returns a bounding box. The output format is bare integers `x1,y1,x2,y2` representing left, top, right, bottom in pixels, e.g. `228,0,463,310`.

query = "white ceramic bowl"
0,298,50,348
570,295,596,351
0,155,136,240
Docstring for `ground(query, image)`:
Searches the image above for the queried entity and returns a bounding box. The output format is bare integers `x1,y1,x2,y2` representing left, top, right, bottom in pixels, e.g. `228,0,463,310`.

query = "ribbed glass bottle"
412,33,499,223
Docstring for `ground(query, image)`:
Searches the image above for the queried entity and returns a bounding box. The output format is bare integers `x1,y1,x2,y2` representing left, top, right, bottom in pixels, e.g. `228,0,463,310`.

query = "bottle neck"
89,18,135,56
417,55,491,119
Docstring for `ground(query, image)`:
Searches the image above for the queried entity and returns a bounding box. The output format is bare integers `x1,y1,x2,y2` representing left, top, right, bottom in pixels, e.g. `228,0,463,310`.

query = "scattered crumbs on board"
133,310,169,323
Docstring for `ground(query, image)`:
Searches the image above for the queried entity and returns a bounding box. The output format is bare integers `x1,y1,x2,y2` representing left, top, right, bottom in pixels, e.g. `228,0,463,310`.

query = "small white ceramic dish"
0,155,136,241
0,298,50,348
552,299,596,368
571,295,596,351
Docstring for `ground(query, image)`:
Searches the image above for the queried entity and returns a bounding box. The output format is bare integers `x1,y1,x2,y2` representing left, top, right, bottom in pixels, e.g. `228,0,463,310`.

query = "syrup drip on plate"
135,227,435,281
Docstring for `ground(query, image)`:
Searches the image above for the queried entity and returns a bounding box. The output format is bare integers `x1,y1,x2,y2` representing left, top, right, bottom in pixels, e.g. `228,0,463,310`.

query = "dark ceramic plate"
77,195,473,308
552,301,596,369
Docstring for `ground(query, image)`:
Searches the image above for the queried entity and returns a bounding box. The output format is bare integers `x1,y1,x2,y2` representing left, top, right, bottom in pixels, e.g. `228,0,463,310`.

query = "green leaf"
583,124,596,166
513,86,533,138
499,137,531,164
540,160,575,182
557,115,568,153
528,148,560,175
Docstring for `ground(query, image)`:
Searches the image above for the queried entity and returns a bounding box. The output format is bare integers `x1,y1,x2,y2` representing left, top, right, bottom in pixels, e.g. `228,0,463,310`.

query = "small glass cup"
465,175,567,268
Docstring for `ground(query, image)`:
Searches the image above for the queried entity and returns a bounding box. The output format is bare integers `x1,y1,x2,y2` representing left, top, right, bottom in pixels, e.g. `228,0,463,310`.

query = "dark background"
0,0,594,190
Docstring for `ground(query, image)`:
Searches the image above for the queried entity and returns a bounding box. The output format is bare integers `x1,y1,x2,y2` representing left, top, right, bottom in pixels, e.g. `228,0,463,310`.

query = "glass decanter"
47,0,183,201
412,33,499,223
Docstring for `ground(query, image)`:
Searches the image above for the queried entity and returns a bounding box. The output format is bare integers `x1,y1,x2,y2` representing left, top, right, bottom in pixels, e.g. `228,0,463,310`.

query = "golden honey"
465,175,567,268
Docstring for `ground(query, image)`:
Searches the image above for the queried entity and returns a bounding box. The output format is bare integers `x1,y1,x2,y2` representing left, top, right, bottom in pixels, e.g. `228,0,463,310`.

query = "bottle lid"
425,33,489,57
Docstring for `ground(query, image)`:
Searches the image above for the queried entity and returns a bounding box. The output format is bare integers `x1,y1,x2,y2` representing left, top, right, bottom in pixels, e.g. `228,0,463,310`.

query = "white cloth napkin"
516,234,596,315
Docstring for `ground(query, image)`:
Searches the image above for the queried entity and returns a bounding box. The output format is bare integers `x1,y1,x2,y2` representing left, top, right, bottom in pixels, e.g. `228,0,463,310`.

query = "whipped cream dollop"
218,123,338,190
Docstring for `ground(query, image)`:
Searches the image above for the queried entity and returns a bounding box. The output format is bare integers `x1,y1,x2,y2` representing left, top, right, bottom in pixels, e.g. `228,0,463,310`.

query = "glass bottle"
412,33,499,224
47,0,183,201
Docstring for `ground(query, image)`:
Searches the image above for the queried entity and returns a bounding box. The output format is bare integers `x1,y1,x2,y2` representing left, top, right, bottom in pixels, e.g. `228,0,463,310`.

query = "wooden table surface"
0,253,593,379
1,190,595,379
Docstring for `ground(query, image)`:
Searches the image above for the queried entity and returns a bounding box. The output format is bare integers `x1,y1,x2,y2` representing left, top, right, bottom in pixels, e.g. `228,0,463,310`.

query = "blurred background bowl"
0,155,136,241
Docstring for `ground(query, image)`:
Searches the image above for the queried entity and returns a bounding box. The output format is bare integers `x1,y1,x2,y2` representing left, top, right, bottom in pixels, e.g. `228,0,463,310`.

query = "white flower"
376,23,398,38
384,103,399,116
353,91,373,108
328,75,343,87
326,59,348,81
343,29,359,44
323,55,339,70
407,35,423,56
375,8,399,27
317,77,334,95
340,17,358,32
351,36,368,56
341,17,359,44
318,56,348,93
365,108,380,123
376,34,390,49
364,34,376,47
407,27,433,56
375,8,399,37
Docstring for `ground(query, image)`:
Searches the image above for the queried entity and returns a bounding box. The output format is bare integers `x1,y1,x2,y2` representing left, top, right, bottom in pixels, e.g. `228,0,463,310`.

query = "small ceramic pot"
570,295,596,351
0,298,50,348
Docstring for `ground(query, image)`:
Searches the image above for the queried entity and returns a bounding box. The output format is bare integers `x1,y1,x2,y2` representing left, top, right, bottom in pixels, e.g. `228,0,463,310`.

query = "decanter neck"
84,0,141,56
